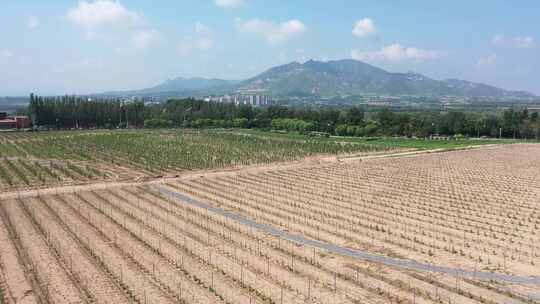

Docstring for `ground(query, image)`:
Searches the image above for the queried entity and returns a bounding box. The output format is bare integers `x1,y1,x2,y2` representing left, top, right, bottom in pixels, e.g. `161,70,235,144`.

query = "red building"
0,112,31,129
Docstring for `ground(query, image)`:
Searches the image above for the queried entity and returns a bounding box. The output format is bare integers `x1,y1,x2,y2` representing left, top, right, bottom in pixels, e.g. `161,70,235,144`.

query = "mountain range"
107,59,536,99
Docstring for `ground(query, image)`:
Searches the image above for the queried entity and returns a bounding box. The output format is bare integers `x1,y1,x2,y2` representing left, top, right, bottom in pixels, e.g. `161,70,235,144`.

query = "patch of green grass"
333,137,522,150
236,129,525,150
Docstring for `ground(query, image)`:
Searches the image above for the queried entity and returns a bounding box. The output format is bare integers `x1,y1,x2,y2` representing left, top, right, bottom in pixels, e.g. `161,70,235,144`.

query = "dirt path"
156,185,540,286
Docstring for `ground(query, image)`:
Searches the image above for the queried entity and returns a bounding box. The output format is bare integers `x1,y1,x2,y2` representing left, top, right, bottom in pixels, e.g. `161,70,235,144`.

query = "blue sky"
0,0,539,95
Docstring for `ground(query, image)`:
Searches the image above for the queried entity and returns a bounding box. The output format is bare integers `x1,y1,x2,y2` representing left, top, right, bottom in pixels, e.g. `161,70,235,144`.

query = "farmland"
0,129,389,191
238,129,522,150
0,130,539,304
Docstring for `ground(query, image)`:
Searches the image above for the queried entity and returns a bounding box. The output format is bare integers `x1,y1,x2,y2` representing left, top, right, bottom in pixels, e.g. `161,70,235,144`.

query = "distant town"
203,94,270,106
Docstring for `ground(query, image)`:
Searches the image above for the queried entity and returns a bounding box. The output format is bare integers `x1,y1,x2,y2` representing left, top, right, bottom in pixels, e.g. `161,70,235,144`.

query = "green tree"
344,107,365,126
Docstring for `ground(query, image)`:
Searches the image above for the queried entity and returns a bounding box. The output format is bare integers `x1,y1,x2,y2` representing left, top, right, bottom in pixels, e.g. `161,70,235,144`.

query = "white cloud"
67,0,140,30
515,36,535,48
492,34,535,48
131,30,160,49
492,34,505,45
236,18,306,44
351,43,441,62
177,21,215,54
477,54,497,66
177,37,214,54
195,22,211,35
352,18,376,38
215,0,244,8
27,16,40,29
197,37,214,50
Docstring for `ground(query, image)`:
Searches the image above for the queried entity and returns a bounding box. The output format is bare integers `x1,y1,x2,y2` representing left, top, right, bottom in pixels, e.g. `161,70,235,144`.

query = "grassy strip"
330,136,522,150
239,129,524,150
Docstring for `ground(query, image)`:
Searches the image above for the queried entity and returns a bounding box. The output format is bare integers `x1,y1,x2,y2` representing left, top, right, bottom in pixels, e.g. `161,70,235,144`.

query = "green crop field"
0,129,390,190
333,137,522,150
238,129,525,150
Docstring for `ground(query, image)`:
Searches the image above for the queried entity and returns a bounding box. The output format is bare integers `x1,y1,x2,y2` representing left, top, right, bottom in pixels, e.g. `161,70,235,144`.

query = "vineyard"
0,158,109,190
0,129,389,191
0,143,539,304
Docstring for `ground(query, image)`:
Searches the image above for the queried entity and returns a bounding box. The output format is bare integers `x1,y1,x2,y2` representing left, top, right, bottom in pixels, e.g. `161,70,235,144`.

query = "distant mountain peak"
236,59,535,98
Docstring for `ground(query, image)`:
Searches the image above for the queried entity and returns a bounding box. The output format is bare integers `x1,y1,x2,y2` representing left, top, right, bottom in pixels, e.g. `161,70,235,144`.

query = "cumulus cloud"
477,54,497,66
236,18,306,44
215,0,244,8
67,0,140,30
177,21,215,54
67,1,151,46
27,16,40,29
131,30,160,49
351,43,441,62
352,18,376,38
492,34,535,48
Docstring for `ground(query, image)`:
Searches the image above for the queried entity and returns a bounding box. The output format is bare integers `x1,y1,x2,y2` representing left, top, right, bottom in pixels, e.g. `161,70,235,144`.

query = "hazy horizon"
1,0,539,96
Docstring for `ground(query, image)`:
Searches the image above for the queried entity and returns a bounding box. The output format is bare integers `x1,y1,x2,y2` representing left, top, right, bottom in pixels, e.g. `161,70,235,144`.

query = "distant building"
203,94,270,106
0,113,31,129
362,95,399,106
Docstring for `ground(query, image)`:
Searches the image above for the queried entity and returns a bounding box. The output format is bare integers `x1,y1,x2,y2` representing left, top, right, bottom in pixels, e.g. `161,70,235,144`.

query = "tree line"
27,95,540,139
29,94,145,128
